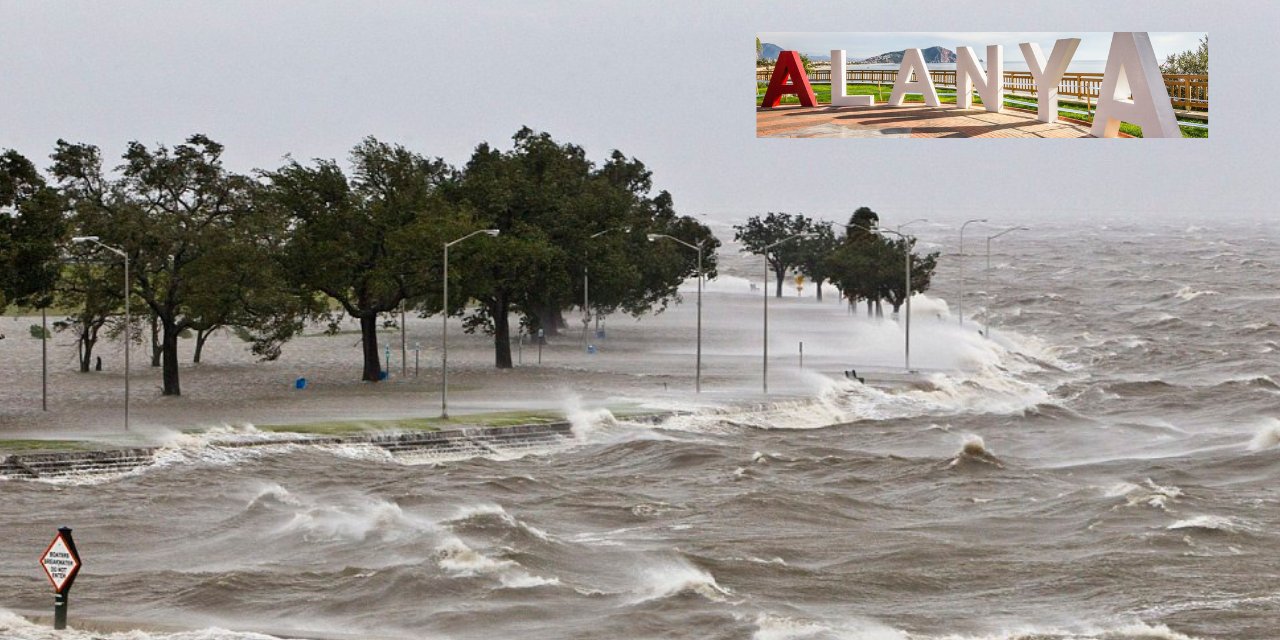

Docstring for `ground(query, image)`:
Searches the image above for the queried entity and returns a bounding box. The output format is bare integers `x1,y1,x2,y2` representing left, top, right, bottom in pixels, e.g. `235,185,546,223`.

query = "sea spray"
628,557,730,603
1247,417,1280,450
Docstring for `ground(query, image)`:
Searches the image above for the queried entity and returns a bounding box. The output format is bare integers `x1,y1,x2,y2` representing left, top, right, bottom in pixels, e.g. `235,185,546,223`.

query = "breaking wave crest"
1246,418,1280,450
628,558,730,603
0,609,285,640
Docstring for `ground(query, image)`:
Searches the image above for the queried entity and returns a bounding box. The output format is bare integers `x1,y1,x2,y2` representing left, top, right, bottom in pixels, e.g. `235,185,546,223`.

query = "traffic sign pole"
40,527,81,630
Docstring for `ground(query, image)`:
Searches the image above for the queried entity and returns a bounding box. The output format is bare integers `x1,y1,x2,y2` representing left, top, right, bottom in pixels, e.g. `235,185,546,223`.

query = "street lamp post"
984,226,1029,339
647,234,705,393
845,223,912,372
762,233,815,394
958,218,988,326
441,229,500,419
583,228,626,345
71,236,129,431
896,218,928,233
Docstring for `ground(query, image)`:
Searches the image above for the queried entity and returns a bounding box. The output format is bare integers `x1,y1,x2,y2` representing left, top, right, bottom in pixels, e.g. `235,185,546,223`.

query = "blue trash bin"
294,377,307,390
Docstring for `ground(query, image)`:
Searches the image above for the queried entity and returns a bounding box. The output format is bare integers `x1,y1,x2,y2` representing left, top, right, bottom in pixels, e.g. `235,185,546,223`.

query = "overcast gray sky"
0,0,1269,226
756,32,1202,62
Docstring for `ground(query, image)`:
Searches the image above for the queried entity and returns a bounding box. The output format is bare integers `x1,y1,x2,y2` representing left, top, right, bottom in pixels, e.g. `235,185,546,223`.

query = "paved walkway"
757,104,1095,138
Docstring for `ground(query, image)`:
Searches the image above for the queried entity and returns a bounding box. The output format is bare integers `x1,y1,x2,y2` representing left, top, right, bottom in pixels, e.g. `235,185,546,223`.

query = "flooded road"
2,220,1277,639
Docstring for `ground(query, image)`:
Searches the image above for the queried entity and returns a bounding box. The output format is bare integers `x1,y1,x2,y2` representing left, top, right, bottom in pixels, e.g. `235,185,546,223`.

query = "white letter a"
1090,32,1181,138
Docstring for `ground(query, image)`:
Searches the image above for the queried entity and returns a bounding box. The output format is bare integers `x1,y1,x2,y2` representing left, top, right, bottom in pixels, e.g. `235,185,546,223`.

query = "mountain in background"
858,46,956,64
757,43,831,62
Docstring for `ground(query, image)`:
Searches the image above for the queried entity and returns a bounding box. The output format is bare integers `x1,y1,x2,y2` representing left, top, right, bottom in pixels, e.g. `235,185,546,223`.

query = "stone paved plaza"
757,104,1098,138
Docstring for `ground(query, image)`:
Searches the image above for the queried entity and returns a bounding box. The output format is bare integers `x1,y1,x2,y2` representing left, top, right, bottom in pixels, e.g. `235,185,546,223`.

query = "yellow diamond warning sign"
40,531,81,593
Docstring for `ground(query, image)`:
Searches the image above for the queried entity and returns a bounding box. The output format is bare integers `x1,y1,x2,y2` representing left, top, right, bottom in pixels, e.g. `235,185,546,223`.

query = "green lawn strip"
256,404,656,437
256,411,565,436
0,439,97,455
756,84,1208,138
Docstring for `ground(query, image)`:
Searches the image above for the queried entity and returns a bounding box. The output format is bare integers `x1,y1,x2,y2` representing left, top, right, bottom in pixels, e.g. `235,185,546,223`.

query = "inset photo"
756,32,1208,138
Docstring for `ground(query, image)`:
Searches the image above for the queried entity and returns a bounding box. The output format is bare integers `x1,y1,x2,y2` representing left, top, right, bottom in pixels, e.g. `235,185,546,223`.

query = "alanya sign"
760,32,1181,138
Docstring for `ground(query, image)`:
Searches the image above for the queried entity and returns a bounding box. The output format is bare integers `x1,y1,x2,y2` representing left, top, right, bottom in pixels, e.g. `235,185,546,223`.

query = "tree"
879,236,940,314
0,150,65,310
795,221,836,301
52,251,126,372
263,137,465,382
1161,35,1208,75
735,212,817,298
826,207,939,316
448,127,717,367
53,135,297,396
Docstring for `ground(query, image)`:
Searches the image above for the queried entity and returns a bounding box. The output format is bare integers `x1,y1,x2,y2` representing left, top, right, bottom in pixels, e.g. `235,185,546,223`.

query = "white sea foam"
434,534,559,588
920,619,1206,639
657,361,1054,435
1166,514,1251,533
0,609,285,640
628,558,730,603
1247,417,1280,450
441,502,556,542
750,612,908,640
278,496,432,543
1108,479,1183,510
1172,285,1218,301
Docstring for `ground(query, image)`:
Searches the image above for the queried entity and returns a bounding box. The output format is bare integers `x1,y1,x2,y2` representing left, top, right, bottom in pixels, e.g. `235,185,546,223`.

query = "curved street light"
583,227,628,344
647,233,706,393
896,218,928,233
958,218,988,326
762,232,816,393
70,236,130,431
983,226,1029,339
441,229,500,419
844,222,912,372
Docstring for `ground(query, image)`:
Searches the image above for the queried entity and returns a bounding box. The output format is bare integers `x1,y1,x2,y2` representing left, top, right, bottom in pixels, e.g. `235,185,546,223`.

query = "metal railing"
756,68,1209,115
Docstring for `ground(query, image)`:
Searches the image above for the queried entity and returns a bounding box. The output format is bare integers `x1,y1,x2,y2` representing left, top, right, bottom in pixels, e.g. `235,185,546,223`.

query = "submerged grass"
0,439,95,454
255,410,568,436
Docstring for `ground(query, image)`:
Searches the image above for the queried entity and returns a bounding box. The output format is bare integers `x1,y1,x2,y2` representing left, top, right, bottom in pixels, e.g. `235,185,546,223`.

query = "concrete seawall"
0,413,676,480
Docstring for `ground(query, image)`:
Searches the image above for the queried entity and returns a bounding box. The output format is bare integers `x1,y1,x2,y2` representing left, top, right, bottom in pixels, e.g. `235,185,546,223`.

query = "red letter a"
760,51,817,108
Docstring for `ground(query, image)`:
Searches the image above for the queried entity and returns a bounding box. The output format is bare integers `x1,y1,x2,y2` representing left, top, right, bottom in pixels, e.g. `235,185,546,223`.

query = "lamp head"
71,236,99,243
646,234,660,242
483,229,500,237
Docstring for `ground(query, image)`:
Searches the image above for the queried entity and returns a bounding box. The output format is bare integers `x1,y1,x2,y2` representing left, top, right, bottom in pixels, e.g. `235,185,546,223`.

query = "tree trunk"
492,294,513,369
815,280,824,302
866,299,873,317
875,300,883,318
533,304,566,337
161,317,181,396
193,327,213,364
359,313,382,382
774,265,786,298
150,315,162,367
79,335,97,373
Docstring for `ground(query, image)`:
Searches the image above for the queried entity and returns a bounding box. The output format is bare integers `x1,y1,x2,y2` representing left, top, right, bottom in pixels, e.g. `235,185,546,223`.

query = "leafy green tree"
735,212,818,298
53,251,126,372
880,236,940,313
0,150,65,310
826,207,938,316
263,137,466,382
1161,35,1208,75
448,128,716,367
53,135,298,396
795,221,836,301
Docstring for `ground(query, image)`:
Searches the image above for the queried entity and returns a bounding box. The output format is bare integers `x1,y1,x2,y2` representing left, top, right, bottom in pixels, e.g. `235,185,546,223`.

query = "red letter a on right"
760,51,818,108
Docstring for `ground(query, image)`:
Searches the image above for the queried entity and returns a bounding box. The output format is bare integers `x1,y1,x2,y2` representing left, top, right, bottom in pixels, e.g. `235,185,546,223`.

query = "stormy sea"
1,219,1276,640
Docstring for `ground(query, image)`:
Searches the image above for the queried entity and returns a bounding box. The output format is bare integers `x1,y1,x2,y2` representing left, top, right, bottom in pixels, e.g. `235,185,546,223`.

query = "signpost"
40,527,82,630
